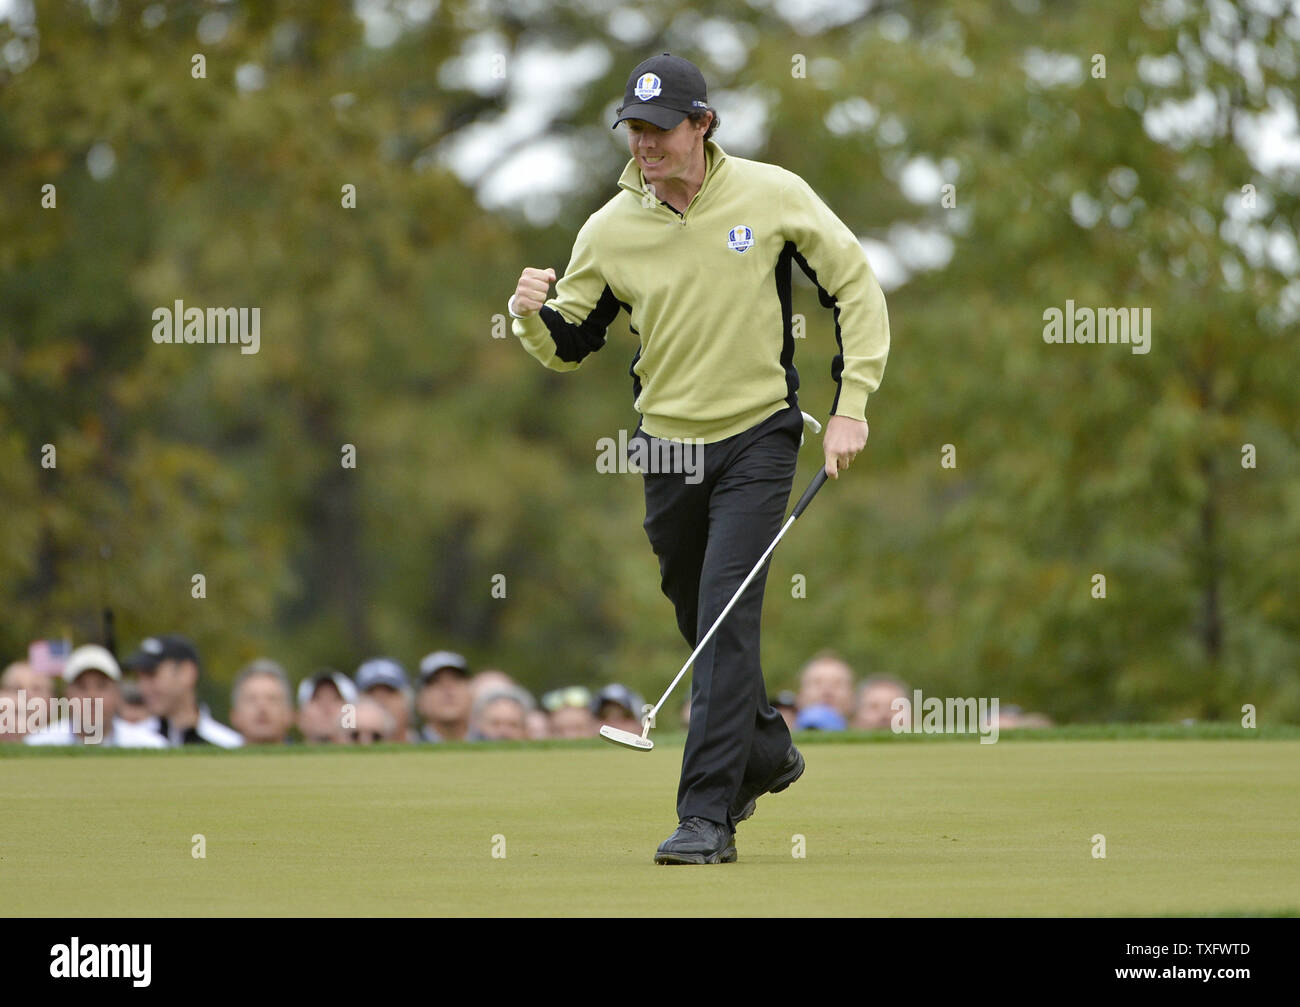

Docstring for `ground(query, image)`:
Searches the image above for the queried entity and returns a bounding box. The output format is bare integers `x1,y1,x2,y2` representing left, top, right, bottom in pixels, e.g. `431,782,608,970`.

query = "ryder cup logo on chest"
635,73,662,100
727,225,755,253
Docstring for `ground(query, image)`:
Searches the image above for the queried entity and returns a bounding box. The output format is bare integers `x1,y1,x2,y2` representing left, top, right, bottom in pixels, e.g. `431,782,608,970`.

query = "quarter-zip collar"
618,140,729,222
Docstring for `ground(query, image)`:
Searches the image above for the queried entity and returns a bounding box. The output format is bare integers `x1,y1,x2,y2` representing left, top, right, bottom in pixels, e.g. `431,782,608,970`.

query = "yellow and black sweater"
512,140,891,443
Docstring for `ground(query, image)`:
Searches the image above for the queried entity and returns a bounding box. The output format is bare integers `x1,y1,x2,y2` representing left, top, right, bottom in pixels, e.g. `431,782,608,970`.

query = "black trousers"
634,402,802,829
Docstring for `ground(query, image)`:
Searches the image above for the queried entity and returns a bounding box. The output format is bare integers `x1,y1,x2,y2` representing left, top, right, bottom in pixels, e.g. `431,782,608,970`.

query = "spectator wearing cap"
126,635,242,747
592,684,645,736
795,651,856,721
230,659,296,744
471,685,535,741
851,674,909,730
25,645,166,748
542,686,597,739
296,670,357,744
2,661,53,743
416,651,474,742
355,657,417,742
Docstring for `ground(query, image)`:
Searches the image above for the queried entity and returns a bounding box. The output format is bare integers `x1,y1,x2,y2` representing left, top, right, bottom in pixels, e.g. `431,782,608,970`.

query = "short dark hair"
687,105,719,140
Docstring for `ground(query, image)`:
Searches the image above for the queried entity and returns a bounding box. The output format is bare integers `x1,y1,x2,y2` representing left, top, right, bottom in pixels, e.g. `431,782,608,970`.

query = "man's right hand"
512,267,557,317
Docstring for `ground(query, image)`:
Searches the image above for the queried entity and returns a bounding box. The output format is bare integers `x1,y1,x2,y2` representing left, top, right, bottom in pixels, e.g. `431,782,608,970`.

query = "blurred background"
1,0,1297,726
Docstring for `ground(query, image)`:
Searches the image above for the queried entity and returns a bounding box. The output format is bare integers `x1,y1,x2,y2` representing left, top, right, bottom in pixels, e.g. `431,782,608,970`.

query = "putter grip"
792,468,829,519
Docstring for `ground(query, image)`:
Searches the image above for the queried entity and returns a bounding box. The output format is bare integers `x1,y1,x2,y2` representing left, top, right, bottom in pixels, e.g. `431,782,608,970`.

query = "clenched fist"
511,267,557,317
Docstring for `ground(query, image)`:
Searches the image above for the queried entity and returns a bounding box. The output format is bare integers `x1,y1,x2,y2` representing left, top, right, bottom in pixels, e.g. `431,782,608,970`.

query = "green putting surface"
3,735,1297,916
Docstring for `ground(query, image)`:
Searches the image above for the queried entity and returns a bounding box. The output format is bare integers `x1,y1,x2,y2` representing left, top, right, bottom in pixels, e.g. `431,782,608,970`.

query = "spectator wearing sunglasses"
349,697,397,744
543,686,598,739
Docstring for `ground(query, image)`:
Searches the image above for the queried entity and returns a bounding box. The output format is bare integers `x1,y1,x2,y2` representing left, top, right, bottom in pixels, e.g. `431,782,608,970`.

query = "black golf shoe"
654,816,737,865
729,745,805,828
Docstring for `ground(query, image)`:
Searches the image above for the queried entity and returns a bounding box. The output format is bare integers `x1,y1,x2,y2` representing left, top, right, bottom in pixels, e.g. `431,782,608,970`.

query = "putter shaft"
643,468,829,731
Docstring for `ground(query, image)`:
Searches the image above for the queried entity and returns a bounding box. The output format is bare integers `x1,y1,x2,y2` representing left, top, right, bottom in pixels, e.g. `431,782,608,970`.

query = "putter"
600,465,830,751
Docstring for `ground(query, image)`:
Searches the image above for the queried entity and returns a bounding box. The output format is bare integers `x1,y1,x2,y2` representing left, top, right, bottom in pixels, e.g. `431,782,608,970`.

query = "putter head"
599,725,653,751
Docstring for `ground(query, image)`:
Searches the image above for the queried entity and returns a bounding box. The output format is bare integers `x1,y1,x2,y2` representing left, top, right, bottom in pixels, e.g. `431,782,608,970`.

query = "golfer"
509,53,890,864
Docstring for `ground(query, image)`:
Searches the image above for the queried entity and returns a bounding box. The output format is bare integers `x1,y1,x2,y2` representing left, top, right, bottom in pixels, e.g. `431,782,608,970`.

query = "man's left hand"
823,415,869,479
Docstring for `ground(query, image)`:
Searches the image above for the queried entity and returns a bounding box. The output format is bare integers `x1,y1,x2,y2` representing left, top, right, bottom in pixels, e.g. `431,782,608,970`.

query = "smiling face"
624,114,711,188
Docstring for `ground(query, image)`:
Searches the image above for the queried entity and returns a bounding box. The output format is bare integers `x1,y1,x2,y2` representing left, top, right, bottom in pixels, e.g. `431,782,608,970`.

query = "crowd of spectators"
0,637,1049,749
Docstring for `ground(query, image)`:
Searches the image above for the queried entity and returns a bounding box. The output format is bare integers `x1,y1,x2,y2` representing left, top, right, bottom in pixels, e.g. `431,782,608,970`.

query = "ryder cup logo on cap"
635,73,662,101
727,225,755,253
613,53,709,131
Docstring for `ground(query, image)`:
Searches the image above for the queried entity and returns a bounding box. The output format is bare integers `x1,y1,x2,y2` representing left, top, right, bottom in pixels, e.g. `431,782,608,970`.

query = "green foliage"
1,1,1296,721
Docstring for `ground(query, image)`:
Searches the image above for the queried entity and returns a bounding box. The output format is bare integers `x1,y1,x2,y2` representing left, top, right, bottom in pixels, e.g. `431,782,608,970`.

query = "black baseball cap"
612,52,709,131
124,633,201,671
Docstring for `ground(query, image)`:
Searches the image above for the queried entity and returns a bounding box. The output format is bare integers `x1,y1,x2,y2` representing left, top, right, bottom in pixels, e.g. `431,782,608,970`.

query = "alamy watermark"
1042,300,1151,355
891,689,1000,744
151,300,260,355
0,690,105,743
50,938,151,986
596,430,704,484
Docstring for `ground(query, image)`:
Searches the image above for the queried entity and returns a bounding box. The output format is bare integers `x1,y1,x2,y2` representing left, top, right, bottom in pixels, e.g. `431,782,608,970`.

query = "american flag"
28,638,72,677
